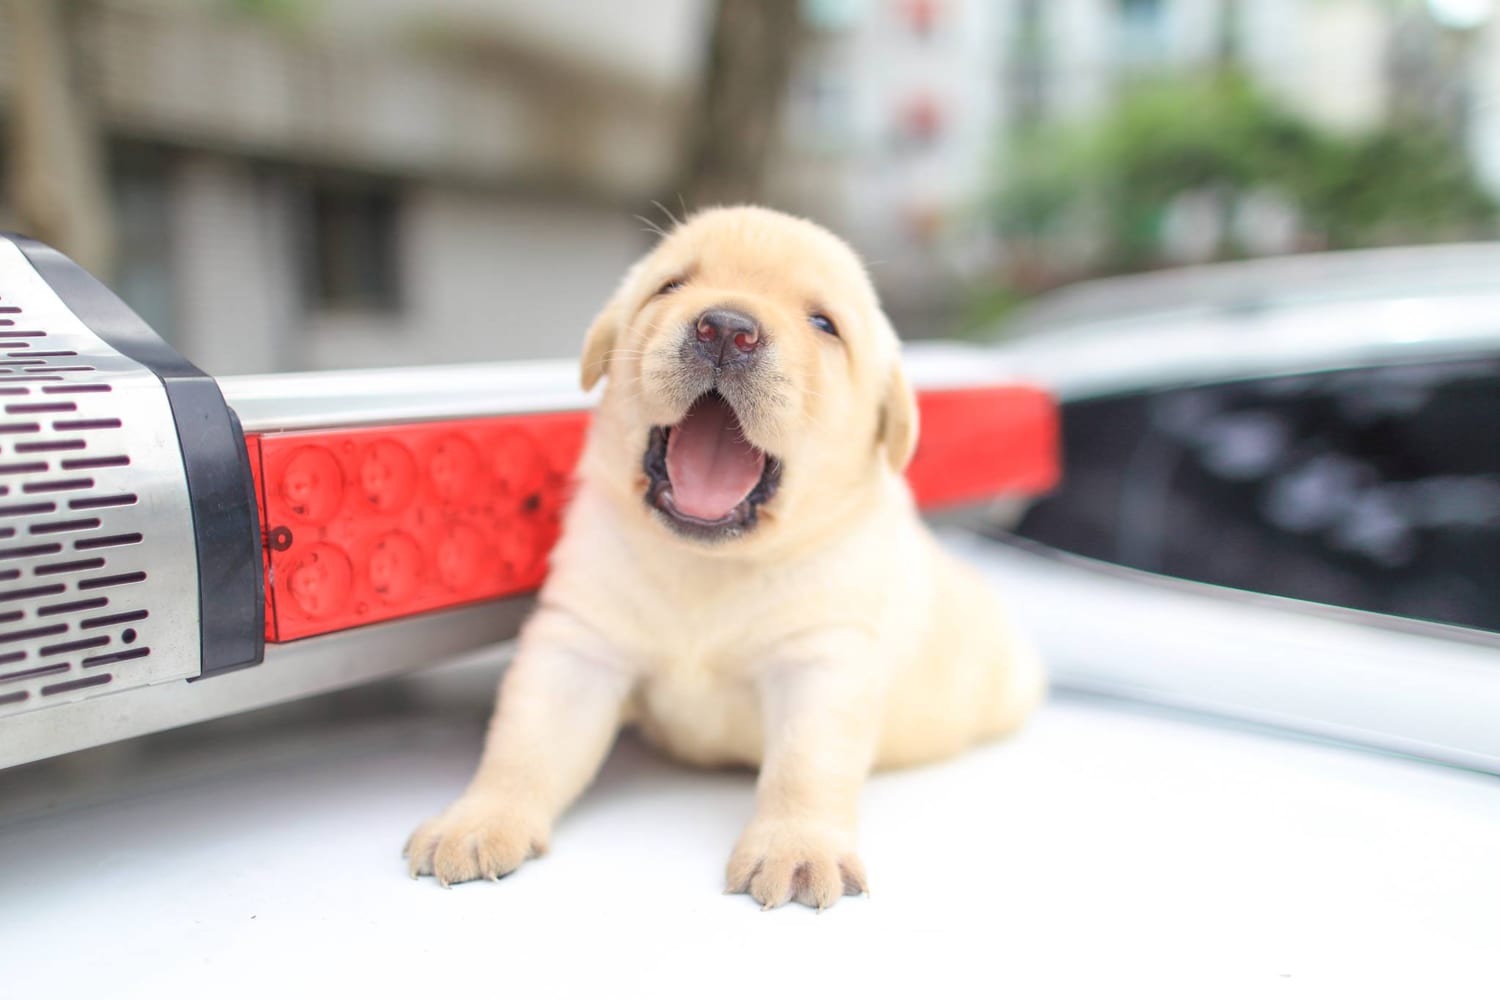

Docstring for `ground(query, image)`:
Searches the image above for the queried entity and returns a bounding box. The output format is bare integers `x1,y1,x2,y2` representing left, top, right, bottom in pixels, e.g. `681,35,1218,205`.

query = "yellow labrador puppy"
406,206,1044,909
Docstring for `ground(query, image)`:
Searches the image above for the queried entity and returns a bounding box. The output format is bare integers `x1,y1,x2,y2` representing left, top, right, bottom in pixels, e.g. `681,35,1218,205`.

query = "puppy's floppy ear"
581,259,650,391
879,360,919,471
579,299,618,391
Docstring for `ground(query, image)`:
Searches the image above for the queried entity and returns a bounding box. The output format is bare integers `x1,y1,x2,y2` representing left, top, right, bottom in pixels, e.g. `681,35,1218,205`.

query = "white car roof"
993,244,1500,400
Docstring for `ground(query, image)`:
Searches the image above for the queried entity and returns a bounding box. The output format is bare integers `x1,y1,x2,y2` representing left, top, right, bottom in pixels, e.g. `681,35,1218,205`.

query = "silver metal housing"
0,240,201,720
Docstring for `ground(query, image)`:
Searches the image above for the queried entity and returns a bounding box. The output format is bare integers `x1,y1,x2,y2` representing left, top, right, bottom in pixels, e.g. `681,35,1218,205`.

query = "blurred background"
1,0,1497,375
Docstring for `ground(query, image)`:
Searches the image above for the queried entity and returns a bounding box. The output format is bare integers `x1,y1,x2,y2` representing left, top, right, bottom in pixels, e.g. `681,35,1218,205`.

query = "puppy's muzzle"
693,308,762,370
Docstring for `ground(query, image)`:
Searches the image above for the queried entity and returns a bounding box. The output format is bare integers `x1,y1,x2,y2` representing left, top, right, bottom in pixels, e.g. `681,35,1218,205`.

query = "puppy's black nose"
693,308,761,367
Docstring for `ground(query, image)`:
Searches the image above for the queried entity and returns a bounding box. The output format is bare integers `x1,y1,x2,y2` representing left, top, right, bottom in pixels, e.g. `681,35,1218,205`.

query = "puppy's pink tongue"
665,394,766,520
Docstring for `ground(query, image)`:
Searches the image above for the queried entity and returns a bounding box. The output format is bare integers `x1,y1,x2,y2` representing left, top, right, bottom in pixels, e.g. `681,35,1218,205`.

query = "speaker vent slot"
0,623,69,644
0,584,67,602
69,493,137,510
78,571,148,591
7,402,75,414
38,597,108,617
41,673,112,696
24,478,94,494
74,532,142,550
36,558,107,576
0,502,56,517
3,664,69,683
42,636,109,656
0,543,63,560
31,518,101,535
62,455,129,470
42,384,111,395
82,648,148,668
15,439,86,453
81,609,148,629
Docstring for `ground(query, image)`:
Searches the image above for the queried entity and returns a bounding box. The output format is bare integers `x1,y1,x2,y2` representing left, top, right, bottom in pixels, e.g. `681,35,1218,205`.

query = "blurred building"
774,0,1500,336
2,0,1497,369
0,0,710,374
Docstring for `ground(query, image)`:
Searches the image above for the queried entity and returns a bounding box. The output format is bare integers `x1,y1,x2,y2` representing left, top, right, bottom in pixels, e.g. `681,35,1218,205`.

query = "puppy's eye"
809,313,839,338
657,278,686,296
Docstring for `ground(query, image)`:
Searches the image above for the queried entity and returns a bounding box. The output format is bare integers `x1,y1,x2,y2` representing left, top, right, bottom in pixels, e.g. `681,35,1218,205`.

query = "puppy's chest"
624,589,801,766
632,648,764,766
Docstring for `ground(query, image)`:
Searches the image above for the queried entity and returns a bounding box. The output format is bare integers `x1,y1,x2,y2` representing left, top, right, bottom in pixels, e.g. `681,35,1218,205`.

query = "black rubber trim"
5,233,264,676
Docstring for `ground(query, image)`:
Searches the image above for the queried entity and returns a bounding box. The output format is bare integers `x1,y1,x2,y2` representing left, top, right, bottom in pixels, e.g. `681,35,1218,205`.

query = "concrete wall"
170,155,299,374
163,154,647,376
300,188,645,371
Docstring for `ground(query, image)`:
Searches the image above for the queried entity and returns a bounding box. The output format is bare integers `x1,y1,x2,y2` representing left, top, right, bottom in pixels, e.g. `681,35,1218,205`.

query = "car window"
1010,356,1500,635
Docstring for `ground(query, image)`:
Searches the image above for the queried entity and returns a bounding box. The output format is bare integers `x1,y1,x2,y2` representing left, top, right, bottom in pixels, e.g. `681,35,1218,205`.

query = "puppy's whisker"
634,214,668,239
651,199,683,231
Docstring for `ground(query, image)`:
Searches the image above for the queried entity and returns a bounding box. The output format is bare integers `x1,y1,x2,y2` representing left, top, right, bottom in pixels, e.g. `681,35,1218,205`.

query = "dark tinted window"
304,183,403,313
1011,357,1500,633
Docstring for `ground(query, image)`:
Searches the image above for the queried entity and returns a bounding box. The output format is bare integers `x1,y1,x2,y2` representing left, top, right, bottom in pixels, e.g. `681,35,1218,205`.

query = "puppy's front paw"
404,795,549,887
725,821,869,911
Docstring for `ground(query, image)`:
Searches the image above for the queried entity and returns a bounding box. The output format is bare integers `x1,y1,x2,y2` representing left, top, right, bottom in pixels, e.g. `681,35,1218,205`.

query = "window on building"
1118,0,1167,66
304,182,403,313
111,144,178,345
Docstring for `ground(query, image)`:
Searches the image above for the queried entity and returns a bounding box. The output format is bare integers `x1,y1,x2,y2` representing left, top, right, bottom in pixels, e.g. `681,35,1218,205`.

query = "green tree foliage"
992,73,1498,281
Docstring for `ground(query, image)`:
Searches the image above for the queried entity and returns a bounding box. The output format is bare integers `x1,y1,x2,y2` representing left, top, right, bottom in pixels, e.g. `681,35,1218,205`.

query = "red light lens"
279,446,343,523
906,385,1059,509
287,542,353,620
358,440,419,514
250,411,587,641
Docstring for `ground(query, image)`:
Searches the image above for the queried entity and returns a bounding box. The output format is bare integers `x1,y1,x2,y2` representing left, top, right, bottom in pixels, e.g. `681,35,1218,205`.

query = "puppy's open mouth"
644,390,781,541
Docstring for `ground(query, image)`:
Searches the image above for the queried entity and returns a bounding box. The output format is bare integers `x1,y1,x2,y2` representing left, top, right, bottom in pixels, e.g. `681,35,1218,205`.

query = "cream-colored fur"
405,206,1044,909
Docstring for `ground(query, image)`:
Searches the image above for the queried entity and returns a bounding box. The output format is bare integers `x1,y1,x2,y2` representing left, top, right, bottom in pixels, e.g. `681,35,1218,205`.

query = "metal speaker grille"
0,242,200,718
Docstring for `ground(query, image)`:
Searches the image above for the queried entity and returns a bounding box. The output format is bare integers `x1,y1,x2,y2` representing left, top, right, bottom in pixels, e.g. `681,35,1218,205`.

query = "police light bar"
0,234,1058,767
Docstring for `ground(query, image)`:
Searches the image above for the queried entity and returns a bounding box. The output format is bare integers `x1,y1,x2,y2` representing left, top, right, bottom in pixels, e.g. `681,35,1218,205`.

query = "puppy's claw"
839,857,870,897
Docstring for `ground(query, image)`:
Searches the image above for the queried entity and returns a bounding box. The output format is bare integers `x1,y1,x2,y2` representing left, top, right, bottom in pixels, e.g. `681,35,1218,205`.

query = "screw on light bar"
247,385,1058,642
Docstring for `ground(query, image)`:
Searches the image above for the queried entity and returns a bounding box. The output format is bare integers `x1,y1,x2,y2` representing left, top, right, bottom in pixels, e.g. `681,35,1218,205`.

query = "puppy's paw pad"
725,823,867,911
404,797,548,887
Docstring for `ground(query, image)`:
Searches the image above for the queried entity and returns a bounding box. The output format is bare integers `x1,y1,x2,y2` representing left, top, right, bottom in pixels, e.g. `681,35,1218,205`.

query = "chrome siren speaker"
0,234,262,720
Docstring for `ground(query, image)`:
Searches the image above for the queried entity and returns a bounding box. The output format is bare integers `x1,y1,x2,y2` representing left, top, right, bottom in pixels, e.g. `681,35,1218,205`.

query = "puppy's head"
580,206,917,551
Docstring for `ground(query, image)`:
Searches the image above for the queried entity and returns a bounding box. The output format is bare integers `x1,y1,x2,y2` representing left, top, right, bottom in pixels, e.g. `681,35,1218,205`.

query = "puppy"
405,206,1044,909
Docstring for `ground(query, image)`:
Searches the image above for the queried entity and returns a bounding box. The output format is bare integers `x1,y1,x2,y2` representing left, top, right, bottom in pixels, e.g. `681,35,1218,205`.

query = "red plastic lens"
247,385,1057,642
250,411,586,642
906,385,1059,509
359,439,419,514
279,446,343,523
